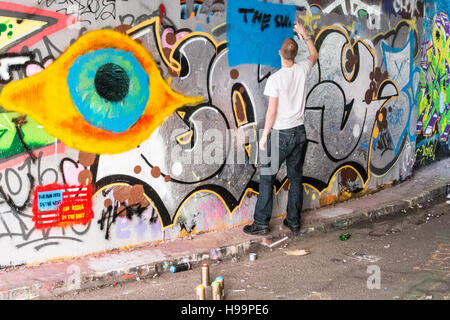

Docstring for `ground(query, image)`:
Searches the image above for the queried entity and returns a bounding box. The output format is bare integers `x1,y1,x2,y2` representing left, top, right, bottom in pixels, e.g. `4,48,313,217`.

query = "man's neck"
281,59,294,68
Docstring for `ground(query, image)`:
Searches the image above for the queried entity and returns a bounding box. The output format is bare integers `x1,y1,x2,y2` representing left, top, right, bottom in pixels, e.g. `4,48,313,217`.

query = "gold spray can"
201,264,210,287
211,281,222,300
195,285,205,300
215,276,224,299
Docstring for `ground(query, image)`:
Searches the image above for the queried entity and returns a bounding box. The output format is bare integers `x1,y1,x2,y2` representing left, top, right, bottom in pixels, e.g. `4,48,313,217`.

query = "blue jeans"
253,125,307,228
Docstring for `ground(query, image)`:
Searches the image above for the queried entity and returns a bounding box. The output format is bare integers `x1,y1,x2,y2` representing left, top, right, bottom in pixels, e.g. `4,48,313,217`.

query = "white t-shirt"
263,60,312,130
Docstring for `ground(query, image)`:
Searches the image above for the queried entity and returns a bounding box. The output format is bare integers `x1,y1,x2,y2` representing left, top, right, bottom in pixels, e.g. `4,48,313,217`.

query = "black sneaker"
243,223,270,235
283,218,301,234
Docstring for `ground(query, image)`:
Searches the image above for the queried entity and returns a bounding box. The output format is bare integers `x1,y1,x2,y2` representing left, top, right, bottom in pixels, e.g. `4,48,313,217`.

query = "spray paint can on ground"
195,285,205,300
215,276,224,289
215,276,224,299
211,281,222,300
201,264,210,287
170,262,191,273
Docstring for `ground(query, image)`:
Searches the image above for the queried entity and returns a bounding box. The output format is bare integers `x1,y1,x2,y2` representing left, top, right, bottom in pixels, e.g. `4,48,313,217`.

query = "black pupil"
94,63,130,102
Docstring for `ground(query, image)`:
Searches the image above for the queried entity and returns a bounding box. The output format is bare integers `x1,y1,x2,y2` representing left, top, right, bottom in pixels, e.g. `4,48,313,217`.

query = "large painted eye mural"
67,48,150,134
0,29,202,154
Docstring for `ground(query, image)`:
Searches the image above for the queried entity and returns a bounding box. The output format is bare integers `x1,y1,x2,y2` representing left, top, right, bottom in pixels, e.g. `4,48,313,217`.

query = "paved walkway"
1,158,449,300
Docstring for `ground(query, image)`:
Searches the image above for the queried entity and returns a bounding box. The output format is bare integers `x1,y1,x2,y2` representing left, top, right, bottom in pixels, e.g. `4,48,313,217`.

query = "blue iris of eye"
67,48,150,133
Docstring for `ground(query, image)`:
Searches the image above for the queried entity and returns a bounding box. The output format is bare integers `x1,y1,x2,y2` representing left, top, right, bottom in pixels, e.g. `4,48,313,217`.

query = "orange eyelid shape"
0,29,203,155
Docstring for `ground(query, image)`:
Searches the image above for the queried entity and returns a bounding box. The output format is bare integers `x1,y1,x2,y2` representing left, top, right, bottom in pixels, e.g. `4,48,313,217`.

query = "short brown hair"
280,38,298,61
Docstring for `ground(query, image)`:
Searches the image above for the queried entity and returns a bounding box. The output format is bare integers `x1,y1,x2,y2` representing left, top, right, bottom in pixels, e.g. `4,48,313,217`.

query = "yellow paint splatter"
373,125,379,138
298,11,321,34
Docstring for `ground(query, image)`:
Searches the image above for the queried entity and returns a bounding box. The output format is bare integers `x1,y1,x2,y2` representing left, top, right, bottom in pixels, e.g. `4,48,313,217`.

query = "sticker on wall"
226,0,296,68
32,184,94,229
0,29,203,154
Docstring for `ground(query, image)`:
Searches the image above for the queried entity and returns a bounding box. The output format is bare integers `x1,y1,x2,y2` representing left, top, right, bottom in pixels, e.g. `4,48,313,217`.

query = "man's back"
263,60,312,130
243,21,319,236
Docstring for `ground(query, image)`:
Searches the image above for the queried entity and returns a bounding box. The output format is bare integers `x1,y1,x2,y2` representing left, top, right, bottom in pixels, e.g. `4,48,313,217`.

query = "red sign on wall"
32,184,94,229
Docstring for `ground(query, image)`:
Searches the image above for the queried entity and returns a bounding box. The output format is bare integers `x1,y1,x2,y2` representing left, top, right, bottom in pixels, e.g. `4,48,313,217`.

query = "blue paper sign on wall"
226,0,297,69
37,190,63,212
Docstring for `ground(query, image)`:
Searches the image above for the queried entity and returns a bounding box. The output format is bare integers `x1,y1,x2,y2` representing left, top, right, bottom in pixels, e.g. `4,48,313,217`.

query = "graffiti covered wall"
0,0,438,267
416,0,450,167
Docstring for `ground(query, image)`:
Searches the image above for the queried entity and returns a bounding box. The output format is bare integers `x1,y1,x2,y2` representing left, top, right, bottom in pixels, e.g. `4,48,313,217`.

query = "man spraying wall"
243,20,318,236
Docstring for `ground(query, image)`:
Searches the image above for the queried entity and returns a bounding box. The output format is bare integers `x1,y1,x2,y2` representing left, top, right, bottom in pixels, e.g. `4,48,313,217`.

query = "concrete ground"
44,198,450,300
0,157,449,300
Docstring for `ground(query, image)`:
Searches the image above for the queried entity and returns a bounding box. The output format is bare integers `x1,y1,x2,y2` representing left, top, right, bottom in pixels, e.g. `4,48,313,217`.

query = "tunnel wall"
0,0,446,267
